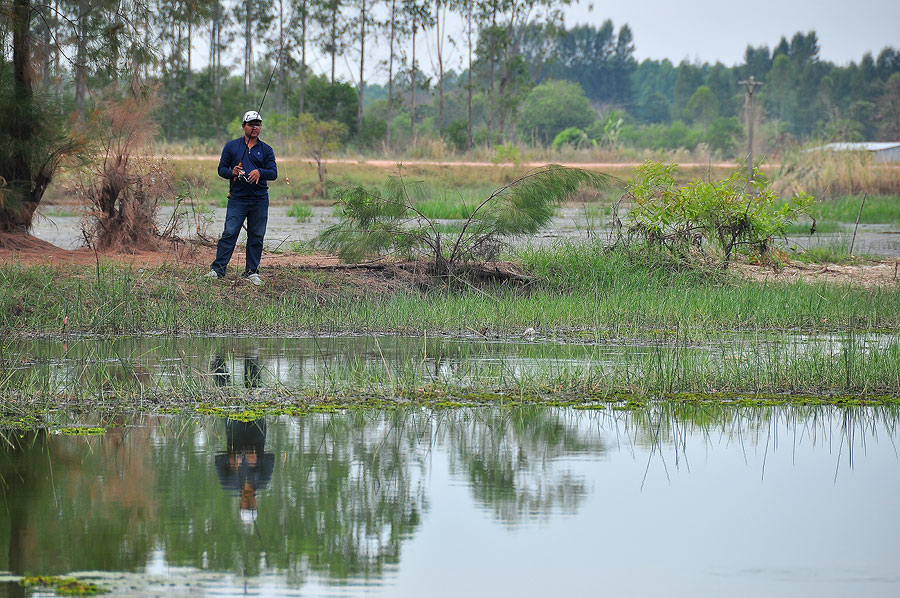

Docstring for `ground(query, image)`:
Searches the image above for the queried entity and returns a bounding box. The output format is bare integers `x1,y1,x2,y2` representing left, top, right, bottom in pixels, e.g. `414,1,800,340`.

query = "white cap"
240,508,258,524
242,110,262,124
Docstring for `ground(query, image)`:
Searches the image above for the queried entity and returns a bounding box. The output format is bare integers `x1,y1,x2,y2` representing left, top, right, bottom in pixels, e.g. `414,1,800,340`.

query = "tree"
1,0,84,233
298,113,347,195
766,53,794,122
876,73,900,140
401,0,433,142
517,80,595,144
685,85,719,129
351,0,377,134
673,61,705,118
303,75,359,135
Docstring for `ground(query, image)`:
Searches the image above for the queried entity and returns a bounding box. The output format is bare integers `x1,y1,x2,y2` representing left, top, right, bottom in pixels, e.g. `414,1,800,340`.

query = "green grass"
2,243,899,339
782,219,842,235
810,195,900,226
288,203,314,222
790,239,875,264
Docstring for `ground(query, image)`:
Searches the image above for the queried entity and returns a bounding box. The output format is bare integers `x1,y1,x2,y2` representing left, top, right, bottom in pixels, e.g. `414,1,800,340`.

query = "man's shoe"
243,272,262,286
204,269,222,279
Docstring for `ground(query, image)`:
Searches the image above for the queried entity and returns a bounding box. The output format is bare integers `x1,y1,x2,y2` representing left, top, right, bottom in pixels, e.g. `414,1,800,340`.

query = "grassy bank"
2,243,899,337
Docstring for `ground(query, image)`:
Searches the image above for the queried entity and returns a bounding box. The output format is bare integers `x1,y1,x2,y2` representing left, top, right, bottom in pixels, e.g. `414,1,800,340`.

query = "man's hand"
232,162,243,177
246,169,261,184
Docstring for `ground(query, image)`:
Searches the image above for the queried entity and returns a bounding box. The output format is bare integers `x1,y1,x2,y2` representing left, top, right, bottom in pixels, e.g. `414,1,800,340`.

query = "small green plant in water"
288,203,313,222
20,576,106,596
56,426,107,436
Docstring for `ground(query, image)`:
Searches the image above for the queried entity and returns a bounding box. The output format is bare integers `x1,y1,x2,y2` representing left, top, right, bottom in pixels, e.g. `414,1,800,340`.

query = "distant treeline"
2,0,899,154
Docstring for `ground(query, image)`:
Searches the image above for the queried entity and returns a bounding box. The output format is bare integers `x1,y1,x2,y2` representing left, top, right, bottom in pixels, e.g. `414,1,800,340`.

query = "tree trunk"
488,5,496,145
41,8,51,89
410,17,416,142
278,0,284,114
330,0,337,85
244,5,251,98
187,13,192,89
386,0,395,148
466,3,472,150
436,0,443,135
215,3,222,108
5,0,41,230
74,0,89,110
299,0,307,115
357,0,366,135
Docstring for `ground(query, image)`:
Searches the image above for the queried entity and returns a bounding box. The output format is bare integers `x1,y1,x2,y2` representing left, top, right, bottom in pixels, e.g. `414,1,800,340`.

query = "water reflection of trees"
439,406,606,524
2,404,896,586
151,410,431,583
0,426,157,576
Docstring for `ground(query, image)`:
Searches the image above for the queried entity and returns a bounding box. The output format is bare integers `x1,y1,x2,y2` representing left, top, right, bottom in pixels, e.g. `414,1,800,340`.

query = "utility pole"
738,75,763,180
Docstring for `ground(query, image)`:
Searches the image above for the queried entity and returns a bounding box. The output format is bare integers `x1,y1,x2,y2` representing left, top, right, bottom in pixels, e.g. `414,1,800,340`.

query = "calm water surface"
1,406,898,597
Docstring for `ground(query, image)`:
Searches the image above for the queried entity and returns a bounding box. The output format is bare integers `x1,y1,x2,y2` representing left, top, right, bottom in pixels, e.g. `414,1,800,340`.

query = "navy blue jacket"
218,137,278,200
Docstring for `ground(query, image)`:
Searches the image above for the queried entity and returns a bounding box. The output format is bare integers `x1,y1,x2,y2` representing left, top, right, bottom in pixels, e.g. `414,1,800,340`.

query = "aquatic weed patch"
20,576,106,596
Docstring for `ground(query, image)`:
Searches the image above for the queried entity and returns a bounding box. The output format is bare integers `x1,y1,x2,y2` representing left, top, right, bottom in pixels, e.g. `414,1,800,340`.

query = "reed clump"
776,146,900,197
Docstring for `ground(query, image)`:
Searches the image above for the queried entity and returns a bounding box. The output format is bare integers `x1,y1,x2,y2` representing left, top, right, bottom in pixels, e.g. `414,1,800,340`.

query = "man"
205,110,277,286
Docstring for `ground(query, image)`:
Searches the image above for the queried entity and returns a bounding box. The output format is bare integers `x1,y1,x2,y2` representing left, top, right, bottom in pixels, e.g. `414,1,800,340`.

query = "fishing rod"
256,13,289,114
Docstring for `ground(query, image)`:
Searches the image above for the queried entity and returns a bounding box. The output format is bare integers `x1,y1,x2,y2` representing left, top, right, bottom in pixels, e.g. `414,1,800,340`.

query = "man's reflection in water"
244,354,261,388
211,355,231,387
215,419,275,524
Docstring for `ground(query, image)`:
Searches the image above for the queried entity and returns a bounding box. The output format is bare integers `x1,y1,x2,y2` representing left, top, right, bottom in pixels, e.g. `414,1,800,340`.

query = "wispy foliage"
317,165,613,273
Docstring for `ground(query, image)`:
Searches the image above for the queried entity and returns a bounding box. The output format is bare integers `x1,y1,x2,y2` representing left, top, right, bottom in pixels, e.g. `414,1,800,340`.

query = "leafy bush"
81,92,176,250
491,143,522,166
444,120,468,151
623,161,814,266
358,116,388,148
552,128,594,151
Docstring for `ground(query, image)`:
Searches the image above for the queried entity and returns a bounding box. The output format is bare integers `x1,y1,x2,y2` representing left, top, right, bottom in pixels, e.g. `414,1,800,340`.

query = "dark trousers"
211,197,269,276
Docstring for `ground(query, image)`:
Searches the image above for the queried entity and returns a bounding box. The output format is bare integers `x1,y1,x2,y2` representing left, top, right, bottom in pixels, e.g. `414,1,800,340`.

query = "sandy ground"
1,232,898,288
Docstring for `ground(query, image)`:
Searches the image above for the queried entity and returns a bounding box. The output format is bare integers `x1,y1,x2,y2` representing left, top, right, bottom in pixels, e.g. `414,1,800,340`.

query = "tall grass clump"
776,146,900,197
288,204,313,222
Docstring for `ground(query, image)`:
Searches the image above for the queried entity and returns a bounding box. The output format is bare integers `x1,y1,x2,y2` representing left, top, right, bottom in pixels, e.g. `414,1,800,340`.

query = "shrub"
552,128,594,151
623,161,814,266
445,120,468,152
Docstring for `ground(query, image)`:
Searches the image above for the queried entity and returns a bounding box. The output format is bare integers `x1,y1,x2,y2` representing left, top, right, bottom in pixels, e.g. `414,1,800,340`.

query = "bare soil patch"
736,260,900,288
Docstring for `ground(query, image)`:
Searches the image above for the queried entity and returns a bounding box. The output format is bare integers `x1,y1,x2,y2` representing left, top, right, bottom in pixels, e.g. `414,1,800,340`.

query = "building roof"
813,142,900,152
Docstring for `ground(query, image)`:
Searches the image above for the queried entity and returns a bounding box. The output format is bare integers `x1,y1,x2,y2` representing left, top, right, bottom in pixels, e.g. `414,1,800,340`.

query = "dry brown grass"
775,147,900,197
80,92,176,251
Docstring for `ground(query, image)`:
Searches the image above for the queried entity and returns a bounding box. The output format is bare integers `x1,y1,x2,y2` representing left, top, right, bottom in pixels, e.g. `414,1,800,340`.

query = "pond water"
4,333,897,394
1,406,898,597
29,204,900,256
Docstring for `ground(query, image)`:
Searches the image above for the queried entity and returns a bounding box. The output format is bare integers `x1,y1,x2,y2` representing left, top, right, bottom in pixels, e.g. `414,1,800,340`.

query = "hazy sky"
568,0,900,66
